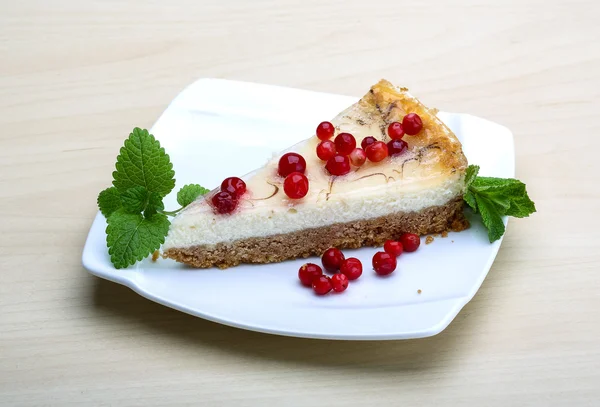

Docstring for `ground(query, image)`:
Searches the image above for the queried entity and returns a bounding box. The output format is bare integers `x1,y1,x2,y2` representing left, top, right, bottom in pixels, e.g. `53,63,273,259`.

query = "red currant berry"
322,248,345,272
340,257,363,281
384,240,404,257
211,191,237,214
387,122,405,140
316,121,335,140
278,152,306,177
402,113,423,135
387,139,408,156
283,172,309,199
349,148,366,167
361,136,377,150
334,133,356,155
312,275,332,295
372,251,397,275
316,140,336,161
325,154,351,176
331,273,349,293
221,177,246,198
400,233,421,252
365,141,388,162
298,263,323,287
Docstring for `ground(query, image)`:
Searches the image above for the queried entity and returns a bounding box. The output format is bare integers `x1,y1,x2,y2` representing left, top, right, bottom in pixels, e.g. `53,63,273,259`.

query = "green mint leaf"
505,189,536,218
177,184,210,207
464,190,477,212
112,128,175,197
475,194,506,243
98,187,122,217
106,209,170,269
144,192,165,218
121,186,149,213
464,165,480,189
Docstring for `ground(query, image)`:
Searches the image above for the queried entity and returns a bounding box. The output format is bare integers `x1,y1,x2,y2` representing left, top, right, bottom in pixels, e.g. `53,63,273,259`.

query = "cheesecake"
163,80,469,268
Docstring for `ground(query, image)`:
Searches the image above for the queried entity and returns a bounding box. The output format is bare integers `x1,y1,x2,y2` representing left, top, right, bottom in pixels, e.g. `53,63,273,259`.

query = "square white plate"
83,79,514,340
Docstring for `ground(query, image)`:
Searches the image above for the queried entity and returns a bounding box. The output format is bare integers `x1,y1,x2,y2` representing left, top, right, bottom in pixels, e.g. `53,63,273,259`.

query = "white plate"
83,79,514,340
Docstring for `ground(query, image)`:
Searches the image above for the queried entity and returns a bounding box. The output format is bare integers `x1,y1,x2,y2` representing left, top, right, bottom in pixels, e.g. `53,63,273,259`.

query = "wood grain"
1,0,599,405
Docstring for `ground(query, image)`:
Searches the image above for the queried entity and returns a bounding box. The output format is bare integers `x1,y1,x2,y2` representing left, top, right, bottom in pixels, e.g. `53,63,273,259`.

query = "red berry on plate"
402,113,423,135
211,191,237,214
283,172,309,199
361,136,377,150
331,273,349,293
340,257,363,280
221,177,246,198
298,263,323,287
316,121,335,140
312,275,332,295
316,140,336,161
372,251,397,275
278,152,306,177
322,247,345,272
387,139,408,157
384,240,404,257
365,141,388,162
400,233,421,252
325,154,351,176
349,148,367,167
387,122,405,140
334,133,356,155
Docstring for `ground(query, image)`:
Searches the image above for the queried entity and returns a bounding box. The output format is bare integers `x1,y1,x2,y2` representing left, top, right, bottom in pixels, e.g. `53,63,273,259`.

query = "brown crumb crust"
164,197,468,269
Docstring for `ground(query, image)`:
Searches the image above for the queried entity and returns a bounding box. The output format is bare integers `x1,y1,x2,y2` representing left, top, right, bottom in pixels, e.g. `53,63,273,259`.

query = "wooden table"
1,1,599,405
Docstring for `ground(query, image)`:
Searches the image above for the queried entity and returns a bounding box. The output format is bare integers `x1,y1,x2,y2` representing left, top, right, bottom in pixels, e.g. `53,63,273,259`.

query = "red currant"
325,154,351,176
278,152,306,177
402,113,423,135
349,148,366,167
316,140,336,161
387,122,405,140
365,141,388,162
334,133,356,155
211,191,237,214
387,139,408,157
384,240,404,257
312,275,332,295
298,263,323,287
331,273,349,293
316,121,335,140
283,172,309,199
361,136,377,150
322,248,345,272
400,233,421,252
221,177,246,198
340,257,363,280
372,251,397,275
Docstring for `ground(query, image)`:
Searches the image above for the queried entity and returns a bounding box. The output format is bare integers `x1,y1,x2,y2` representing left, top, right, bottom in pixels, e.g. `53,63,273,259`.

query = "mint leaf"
112,128,175,197
177,184,209,207
106,209,170,269
464,165,479,189
121,186,149,213
475,194,505,243
144,192,165,218
98,187,122,217
505,189,536,218
464,190,477,212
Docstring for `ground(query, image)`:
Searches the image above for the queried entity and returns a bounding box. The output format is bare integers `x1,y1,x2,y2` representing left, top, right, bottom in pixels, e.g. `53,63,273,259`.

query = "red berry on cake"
322,248,345,272
372,251,397,275
387,139,408,157
334,133,356,155
221,177,246,198
312,275,333,295
384,240,404,257
361,136,377,150
365,141,388,162
349,148,367,167
298,263,323,287
278,152,307,177
316,121,335,140
402,113,423,135
283,172,309,199
325,154,351,176
331,273,349,293
400,233,421,252
316,140,336,161
211,191,237,214
340,257,363,280
387,122,405,140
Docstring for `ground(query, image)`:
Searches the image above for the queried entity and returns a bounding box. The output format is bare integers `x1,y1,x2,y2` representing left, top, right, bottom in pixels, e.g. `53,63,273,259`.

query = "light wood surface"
1,1,599,406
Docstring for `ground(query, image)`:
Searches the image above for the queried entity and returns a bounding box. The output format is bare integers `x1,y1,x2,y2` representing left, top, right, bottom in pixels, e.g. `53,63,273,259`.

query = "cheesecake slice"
163,80,469,268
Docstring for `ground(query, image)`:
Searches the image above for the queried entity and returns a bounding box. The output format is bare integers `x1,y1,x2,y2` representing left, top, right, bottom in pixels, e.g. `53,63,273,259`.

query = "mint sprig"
97,128,209,269
464,165,536,242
